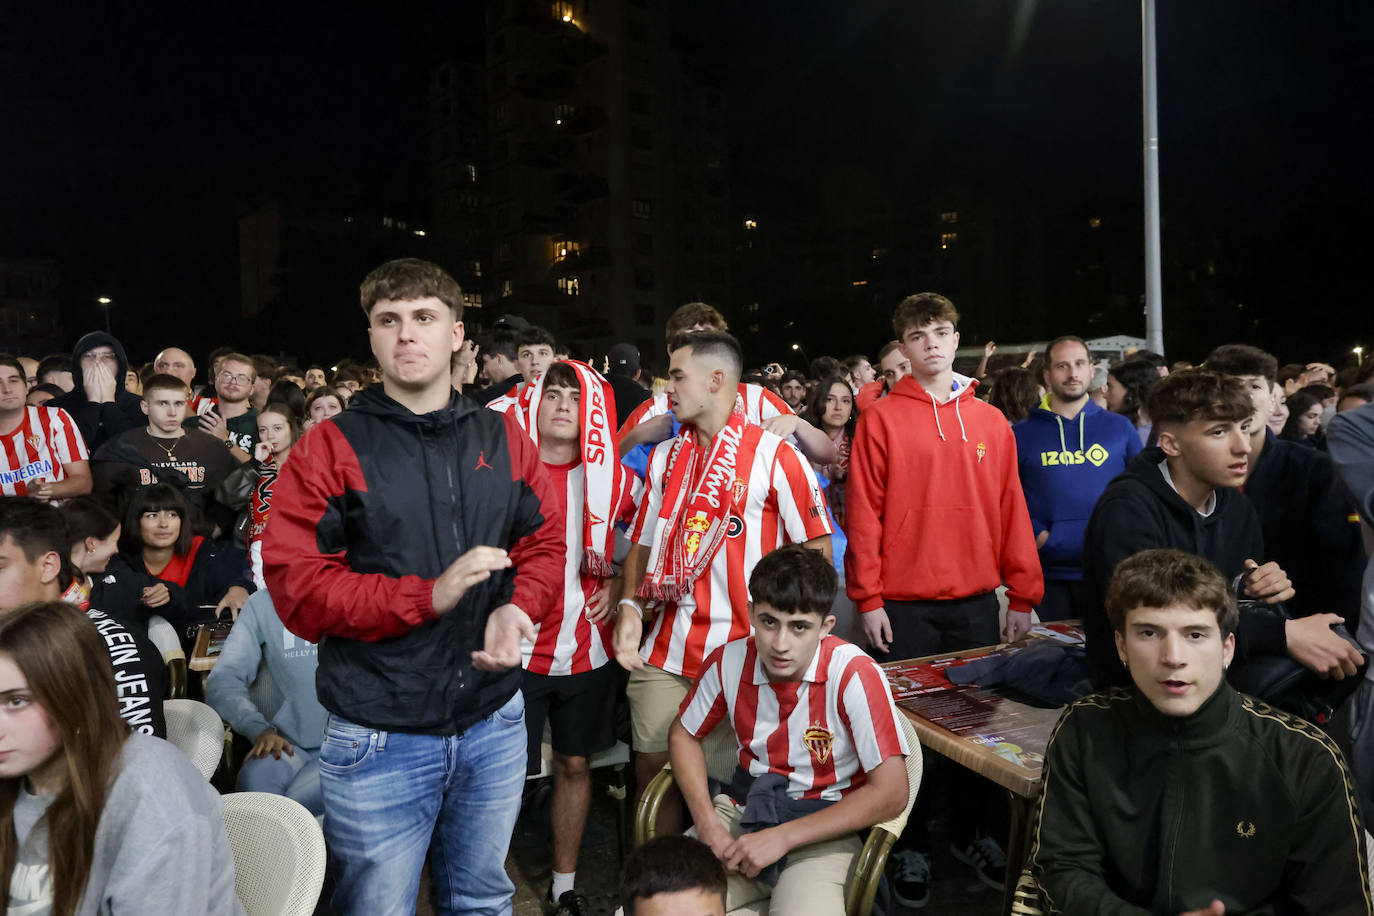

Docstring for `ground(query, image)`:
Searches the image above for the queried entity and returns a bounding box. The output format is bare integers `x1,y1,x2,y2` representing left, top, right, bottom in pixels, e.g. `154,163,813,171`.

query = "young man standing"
1081,369,1364,689
46,332,146,453
91,373,238,506
0,355,92,500
189,352,258,463
486,326,558,414
612,330,832,830
855,341,909,411
513,360,637,915
471,324,523,406
1014,336,1141,621
1204,344,1365,622
1030,548,1369,913
844,292,1043,902
617,303,837,466
263,258,565,915
670,545,909,914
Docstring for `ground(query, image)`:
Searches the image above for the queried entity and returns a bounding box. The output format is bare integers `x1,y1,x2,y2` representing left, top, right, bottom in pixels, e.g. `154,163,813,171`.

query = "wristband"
618,598,646,620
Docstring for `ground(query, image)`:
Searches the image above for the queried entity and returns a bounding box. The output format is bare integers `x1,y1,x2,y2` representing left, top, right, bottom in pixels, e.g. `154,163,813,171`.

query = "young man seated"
1030,548,1370,914
1081,369,1363,687
619,835,727,916
668,545,909,915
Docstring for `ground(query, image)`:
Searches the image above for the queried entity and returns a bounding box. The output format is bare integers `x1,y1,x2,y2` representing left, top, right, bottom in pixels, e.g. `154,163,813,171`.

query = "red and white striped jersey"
618,383,792,439
630,425,831,678
680,635,909,802
523,460,636,676
486,384,521,416
0,406,89,497
190,394,217,417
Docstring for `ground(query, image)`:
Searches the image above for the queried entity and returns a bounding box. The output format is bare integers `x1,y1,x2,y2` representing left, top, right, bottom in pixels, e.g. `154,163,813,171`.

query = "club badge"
976,441,987,463
684,511,711,557
803,722,834,765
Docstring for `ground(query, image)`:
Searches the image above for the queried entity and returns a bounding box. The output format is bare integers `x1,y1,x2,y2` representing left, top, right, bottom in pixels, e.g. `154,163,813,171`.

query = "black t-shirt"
86,608,168,739
96,427,238,493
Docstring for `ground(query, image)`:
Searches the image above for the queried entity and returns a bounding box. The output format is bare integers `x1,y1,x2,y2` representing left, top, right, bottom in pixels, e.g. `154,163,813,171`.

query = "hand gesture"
761,413,800,438
1240,559,1294,605
198,410,229,442
723,827,790,878
585,578,619,624
254,441,271,463
28,480,55,501
983,341,997,358
84,361,117,403
472,603,535,670
141,583,171,608
431,546,512,614
862,606,893,654
215,585,250,620
1285,614,1364,679
247,729,294,760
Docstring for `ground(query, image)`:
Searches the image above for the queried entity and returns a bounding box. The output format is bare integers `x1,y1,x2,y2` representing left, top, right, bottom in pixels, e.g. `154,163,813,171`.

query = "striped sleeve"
836,652,909,772
679,645,729,737
617,392,668,438
48,407,89,462
754,384,794,419
630,441,669,546
771,440,832,543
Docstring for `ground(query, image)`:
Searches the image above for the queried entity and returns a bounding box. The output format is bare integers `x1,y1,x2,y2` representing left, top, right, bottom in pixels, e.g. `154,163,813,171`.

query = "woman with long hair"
57,496,163,636
1280,389,1324,448
119,483,253,651
246,402,300,588
1104,357,1160,445
0,601,240,915
800,374,858,530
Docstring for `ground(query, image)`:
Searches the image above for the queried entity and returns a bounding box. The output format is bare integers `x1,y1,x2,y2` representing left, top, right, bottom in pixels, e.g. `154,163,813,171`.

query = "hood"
345,384,480,429
1023,399,1108,453
886,372,979,442
67,331,131,400
1118,447,1241,523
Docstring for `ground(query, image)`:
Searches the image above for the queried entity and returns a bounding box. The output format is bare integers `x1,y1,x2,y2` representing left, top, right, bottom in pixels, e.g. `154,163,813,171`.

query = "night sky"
4,2,1370,364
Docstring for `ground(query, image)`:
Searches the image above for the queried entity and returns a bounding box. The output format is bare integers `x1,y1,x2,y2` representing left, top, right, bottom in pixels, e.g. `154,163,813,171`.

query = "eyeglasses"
219,371,253,385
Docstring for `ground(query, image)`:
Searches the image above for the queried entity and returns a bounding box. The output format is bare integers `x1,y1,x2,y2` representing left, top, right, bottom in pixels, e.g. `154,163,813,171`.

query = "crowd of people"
1,255,1373,915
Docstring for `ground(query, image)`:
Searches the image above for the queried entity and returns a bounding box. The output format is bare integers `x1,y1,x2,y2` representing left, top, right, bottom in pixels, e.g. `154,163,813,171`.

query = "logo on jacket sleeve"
803,722,834,765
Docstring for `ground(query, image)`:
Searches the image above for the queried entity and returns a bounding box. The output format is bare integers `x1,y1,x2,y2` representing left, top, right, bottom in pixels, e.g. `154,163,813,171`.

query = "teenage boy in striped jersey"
0,355,92,500
670,545,909,914
512,359,638,915
614,330,832,833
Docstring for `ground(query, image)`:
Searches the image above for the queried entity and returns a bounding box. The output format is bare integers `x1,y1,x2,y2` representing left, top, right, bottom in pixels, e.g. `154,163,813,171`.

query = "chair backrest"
146,615,183,662
222,791,326,916
874,715,923,836
164,698,225,780
843,714,925,916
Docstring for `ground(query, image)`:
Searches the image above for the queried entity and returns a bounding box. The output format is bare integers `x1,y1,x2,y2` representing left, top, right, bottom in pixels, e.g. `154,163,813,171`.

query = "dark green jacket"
1029,683,1370,914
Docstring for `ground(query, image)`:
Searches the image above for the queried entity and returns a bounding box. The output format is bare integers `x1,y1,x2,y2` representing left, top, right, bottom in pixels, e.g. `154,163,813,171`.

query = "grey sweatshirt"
204,589,325,750
1327,402,1374,670
8,732,244,915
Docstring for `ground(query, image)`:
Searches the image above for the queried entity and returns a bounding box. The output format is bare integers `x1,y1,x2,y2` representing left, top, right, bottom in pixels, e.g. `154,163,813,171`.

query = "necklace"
146,429,181,461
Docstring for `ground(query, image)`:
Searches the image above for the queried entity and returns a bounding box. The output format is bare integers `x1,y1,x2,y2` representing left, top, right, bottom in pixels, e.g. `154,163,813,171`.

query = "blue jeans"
237,746,323,817
319,692,527,916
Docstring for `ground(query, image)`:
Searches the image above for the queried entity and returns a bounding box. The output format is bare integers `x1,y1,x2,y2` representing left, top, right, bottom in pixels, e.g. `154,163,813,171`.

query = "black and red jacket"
263,386,564,735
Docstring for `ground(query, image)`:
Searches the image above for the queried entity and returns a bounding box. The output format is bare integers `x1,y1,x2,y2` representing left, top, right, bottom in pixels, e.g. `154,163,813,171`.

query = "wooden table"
189,620,234,672
883,623,1083,913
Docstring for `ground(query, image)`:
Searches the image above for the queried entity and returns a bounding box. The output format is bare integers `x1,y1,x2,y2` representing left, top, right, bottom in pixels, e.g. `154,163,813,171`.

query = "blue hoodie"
1013,399,1141,580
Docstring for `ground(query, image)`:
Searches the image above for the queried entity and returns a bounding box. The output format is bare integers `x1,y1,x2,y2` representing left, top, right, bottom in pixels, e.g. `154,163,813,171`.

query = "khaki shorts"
626,664,694,753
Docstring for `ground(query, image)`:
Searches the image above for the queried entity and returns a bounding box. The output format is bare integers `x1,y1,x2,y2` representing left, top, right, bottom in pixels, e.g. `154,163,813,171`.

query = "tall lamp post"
1141,0,1165,356
96,297,112,334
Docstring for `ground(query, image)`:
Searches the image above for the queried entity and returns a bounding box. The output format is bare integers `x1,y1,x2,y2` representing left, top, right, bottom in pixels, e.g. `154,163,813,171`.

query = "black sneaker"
950,834,1007,891
547,888,590,916
888,849,932,908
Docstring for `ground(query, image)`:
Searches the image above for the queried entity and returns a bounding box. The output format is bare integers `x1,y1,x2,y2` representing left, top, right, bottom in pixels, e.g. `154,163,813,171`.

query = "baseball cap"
608,343,640,375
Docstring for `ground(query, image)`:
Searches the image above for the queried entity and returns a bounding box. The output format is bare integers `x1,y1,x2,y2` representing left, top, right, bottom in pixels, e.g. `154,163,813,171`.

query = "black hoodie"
1082,448,1288,686
47,331,145,452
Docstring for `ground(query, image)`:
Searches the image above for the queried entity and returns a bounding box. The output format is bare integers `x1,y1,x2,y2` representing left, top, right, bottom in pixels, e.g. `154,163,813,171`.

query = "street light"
96,297,112,334
1142,0,1165,356
1355,346,1365,363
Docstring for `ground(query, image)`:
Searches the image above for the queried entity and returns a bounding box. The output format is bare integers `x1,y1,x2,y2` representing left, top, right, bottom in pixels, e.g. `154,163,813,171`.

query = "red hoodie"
844,374,1043,615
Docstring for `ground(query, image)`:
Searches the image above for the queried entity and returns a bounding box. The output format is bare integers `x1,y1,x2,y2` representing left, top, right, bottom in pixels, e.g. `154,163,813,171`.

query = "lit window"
743,217,758,231
558,276,580,295
747,302,759,313
412,229,427,237
552,1,574,23
1088,216,1102,228
470,260,483,278
467,164,478,183
940,232,957,250
872,248,887,259
464,292,483,309
500,280,514,297
852,280,868,286
553,238,580,262
940,211,958,224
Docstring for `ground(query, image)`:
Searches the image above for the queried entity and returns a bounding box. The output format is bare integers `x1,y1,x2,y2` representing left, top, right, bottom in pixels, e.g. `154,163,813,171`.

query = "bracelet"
617,598,646,620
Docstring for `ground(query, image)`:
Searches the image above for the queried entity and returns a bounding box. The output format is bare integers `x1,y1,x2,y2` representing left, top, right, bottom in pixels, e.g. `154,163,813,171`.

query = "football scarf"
515,360,625,577
640,404,748,602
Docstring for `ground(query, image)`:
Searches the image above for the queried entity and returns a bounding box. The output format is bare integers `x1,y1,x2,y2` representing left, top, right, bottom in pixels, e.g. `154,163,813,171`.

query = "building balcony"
514,66,574,100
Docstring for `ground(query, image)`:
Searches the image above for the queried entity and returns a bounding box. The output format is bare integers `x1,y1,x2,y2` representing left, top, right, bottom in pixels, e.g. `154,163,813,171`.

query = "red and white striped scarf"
514,360,625,577
640,405,748,602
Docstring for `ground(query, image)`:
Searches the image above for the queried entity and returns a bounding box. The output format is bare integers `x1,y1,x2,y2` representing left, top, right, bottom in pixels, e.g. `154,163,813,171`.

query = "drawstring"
933,394,968,442
1078,411,1085,452
931,398,946,441
1056,415,1067,454
953,395,968,442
